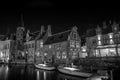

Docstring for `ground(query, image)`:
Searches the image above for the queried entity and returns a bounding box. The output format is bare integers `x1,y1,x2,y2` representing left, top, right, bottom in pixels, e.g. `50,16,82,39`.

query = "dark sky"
0,0,120,35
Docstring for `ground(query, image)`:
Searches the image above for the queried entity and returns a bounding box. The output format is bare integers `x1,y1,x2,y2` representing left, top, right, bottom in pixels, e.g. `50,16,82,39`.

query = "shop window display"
100,49,109,56
95,49,100,57
108,48,116,56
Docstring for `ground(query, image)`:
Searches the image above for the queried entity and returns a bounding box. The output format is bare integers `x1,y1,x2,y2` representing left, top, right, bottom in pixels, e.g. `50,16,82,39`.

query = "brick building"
35,26,81,65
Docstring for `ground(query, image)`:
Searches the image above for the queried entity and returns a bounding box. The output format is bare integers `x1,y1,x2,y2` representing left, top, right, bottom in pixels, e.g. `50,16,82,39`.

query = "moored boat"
57,66,93,78
35,63,56,71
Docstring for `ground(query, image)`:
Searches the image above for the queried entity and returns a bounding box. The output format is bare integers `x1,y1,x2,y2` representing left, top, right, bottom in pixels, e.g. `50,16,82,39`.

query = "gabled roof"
29,31,40,41
44,30,71,45
0,33,14,41
37,32,46,40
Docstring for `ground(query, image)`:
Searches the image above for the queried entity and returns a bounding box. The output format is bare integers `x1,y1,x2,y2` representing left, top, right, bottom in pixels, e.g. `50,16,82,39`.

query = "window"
62,52,66,59
57,52,61,59
32,43,34,48
117,48,120,56
76,41,80,48
73,33,77,39
109,33,113,44
49,45,51,48
70,40,75,47
97,35,101,45
108,48,116,56
40,41,43,47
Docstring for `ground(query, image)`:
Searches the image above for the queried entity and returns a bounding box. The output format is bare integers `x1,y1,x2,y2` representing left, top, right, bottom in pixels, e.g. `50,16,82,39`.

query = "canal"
0,64,120,80
0,64,86,80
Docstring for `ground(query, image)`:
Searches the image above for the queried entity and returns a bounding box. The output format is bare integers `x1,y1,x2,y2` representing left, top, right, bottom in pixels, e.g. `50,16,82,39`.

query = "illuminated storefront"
86,22,120,57
80,46,88,58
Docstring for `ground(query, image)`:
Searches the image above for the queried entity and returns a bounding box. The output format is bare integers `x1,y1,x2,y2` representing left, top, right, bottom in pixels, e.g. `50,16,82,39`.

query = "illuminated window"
97,35,101,40
109,33,114,44
82,47,86,52
76,42,80,48
62,52,66,59
57,52,60,59
40,42,43,47
108,48,116,56
49,45,51,48
98,41,101,45
100,49,109,56
70,41,75,47
70,48,73,51
110,39,114,44
109,33,113,38
117,48,120,56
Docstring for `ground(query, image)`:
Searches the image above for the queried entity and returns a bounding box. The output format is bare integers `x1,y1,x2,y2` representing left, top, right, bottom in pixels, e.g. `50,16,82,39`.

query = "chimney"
40,25,45,35
47,25,52,36
96,25,102,35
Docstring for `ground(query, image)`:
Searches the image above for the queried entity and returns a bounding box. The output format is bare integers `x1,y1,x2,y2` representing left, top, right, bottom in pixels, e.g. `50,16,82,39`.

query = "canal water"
0,64,86,80
0,64,120,80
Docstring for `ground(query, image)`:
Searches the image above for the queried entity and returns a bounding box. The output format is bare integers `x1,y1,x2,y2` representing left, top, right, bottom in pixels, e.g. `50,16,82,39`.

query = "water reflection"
0,64,86,80
57,72,86,80
0,65,9,80
35,69,57,80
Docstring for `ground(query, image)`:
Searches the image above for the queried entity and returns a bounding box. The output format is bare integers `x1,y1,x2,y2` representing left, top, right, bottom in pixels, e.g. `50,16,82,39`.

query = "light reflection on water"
0,64,86,80
0,65,9,80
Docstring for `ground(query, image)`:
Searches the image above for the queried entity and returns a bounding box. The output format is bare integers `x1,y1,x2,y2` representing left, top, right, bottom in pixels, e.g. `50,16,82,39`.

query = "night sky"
0,0,120,35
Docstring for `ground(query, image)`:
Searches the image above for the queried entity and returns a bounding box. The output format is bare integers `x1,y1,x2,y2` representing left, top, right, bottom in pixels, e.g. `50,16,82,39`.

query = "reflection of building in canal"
57,72,85,80
0,65,9,80
36,69,56,80
85,21,120,58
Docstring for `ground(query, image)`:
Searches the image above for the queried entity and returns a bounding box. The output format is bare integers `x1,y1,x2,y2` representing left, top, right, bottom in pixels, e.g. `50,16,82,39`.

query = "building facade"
86,21,120,57
0,34,15,63
35,26,81,66
14,27,26,62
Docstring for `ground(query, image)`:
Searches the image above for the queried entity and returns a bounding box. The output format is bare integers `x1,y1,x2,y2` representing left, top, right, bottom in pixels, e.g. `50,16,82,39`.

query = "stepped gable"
29,31,40,41
44,30,71,45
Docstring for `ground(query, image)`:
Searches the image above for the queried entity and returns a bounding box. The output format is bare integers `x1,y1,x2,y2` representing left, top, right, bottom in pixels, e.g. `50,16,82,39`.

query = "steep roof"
44,30,71,45
37,32,46,40
0,33,13,41
29,31,40,41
